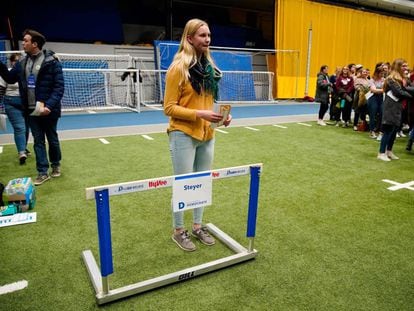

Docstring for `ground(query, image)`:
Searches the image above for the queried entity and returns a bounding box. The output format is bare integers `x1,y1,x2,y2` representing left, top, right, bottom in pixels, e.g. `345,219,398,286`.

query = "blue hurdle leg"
246,166,261,252
95,189,114,294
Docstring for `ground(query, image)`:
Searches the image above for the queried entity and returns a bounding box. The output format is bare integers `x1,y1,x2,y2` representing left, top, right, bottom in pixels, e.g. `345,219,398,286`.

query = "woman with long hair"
353,67,370,131
407,66,414,151
367,63,385,138
315,65,332,126
164,19,232,251
335,66,354,127
377,58,412,161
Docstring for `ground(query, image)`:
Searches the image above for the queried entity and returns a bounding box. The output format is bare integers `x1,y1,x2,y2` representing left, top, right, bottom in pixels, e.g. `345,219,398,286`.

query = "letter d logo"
178,202,185,210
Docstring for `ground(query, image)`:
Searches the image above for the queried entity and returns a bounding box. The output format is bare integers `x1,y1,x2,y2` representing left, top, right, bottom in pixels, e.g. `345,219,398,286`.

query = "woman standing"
315,65,332,126
335,66,354,127
353,67,371,131
377,59,412,161
367,63,385,138
406,67,414,151
164,19,232,251
0,54,30,164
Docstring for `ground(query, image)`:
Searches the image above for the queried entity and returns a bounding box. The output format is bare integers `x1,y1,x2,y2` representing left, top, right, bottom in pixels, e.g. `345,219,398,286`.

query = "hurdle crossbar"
82,163,262,305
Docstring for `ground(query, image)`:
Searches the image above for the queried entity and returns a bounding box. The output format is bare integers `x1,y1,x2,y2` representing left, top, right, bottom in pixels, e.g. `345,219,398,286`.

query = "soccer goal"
58,53,144,112
0,51,152,113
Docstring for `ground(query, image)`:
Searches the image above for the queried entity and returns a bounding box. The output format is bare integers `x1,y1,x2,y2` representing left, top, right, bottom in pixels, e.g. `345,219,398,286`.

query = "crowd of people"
315,60,414,161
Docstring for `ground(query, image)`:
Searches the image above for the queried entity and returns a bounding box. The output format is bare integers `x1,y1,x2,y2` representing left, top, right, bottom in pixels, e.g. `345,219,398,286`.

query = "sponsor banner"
109,178,173,196
173,172,212,213
223,167,249,177
212,167,250,179
0,212,37,228
148,179,169,189
111,182,146,196
85,164,261,200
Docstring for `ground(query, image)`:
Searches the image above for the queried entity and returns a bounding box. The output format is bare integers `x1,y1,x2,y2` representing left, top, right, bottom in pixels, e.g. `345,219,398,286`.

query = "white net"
0,49,283,113
58,54,135,111
61,68,139,112
0,51,143,112
138,69,274,107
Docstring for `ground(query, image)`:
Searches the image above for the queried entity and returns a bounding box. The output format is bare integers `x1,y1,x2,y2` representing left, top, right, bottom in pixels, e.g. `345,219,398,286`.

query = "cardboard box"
3,177,36,210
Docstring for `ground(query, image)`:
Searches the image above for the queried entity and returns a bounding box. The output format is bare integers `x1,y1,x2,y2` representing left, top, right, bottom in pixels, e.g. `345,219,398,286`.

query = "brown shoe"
34,174,50,186
172,230,196,251
192,227,215,245
51,166,61,178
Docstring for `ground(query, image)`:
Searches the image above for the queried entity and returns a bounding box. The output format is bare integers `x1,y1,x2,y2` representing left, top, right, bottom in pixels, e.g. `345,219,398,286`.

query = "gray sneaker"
192,227,215,245
34,174,50,186
172,230,196,251
51,166,61,178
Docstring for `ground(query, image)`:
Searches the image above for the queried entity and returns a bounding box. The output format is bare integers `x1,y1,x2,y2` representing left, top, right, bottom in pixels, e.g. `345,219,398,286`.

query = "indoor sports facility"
1,1,414,310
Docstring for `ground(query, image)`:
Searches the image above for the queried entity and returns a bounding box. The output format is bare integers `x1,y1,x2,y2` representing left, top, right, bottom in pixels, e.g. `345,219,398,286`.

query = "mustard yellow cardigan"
163,66,215,141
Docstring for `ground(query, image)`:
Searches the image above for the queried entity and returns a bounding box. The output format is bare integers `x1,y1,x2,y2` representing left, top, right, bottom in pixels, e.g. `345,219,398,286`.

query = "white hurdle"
82,163,263,305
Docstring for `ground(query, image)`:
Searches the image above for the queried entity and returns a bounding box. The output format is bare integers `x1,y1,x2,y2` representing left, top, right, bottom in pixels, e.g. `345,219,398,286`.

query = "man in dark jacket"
0,29,64,185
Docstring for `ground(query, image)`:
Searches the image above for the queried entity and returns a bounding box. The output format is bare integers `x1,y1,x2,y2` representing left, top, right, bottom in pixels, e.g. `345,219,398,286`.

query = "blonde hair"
384,58,407,90
169,18,217,86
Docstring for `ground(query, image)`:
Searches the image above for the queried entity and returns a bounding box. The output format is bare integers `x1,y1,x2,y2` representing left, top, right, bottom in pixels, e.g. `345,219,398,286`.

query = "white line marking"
273,124,287,129
142,134,154,140
245,126,260,131
99,138,110,144
0,146,3,153
215,129,228,134
0,280,28,295
382,179,414,191
297,122,312,127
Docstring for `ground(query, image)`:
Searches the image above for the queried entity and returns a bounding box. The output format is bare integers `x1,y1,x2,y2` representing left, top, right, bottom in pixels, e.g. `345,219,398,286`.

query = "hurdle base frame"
82,222,258,305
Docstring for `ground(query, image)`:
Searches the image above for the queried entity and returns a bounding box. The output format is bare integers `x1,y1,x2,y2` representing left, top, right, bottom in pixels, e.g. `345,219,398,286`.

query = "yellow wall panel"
274,0,414,99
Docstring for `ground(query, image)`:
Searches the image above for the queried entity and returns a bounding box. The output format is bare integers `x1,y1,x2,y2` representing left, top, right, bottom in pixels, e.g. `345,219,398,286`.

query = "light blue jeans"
168,131,215,229
4,96,29,154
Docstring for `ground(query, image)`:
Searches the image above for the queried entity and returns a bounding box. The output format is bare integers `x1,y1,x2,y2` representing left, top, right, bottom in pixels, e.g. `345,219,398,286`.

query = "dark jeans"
353,105,368,127
318,100,329,120
29,116,61,175
379,124,397,153
367,94,383,132
342,101,352,123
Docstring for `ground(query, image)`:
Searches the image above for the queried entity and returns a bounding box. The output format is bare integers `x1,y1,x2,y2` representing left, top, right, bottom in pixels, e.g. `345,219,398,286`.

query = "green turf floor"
1,121,413,310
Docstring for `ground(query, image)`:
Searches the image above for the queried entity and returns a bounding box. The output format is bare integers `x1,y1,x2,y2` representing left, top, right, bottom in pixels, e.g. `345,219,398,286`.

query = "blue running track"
1,102,319,133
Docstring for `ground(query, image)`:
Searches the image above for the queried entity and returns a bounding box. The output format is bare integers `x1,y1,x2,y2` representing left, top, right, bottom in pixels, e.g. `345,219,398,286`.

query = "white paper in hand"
30,101,45,116
210,104,231,129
